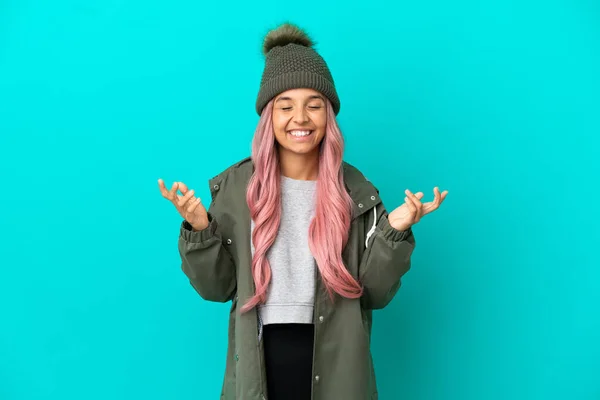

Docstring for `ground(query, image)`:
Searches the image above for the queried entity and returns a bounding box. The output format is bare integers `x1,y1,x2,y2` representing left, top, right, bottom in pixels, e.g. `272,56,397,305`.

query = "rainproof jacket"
178,157,416,400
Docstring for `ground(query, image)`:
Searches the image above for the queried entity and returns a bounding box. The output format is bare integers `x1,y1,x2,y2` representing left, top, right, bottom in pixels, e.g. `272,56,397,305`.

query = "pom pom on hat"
262,22,314,55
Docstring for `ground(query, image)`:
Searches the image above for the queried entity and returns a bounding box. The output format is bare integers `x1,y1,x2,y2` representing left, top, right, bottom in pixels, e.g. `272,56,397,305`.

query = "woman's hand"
158,179,209,231
388,187,448,231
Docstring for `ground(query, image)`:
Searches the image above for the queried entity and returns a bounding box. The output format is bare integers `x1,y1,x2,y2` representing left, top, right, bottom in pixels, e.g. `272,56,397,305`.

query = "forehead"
275,88,324,100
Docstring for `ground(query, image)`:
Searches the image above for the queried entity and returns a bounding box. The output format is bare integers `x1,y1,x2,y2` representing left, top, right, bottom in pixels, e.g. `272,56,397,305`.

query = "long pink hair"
241,99,363,313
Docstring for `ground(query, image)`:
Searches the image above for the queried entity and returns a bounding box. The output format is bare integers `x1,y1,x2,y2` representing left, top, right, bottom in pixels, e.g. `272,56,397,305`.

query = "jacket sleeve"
178,212,237,303
358,202,416,310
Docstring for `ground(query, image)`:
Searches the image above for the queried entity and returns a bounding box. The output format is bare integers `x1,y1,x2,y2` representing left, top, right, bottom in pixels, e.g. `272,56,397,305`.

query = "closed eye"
280,105,322,111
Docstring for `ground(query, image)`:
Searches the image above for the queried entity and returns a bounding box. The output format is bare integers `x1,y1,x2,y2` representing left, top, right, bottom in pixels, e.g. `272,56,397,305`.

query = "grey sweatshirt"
251,175,317,325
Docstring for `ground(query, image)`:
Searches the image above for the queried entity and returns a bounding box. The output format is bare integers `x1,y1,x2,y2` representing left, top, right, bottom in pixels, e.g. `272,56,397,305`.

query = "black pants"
263,323,314,400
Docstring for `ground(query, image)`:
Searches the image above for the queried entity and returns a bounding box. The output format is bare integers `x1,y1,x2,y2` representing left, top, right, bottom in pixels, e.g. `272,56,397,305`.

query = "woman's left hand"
388,187,448,231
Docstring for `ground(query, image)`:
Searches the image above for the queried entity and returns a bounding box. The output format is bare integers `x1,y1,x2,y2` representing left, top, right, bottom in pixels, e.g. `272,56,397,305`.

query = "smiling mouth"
287,130,314,137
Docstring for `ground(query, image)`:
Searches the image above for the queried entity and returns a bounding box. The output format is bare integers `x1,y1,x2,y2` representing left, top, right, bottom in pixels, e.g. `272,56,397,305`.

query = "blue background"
1,0,599,399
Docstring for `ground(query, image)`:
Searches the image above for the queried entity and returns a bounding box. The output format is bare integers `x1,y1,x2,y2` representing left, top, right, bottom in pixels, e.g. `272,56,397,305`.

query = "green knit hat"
256,23,340,116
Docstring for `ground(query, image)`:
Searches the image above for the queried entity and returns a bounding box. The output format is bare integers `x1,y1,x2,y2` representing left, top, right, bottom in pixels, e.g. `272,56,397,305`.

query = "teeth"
290,130,312,137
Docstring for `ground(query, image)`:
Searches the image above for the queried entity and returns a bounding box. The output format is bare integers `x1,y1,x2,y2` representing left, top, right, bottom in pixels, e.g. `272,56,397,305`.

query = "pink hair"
241,99,362,313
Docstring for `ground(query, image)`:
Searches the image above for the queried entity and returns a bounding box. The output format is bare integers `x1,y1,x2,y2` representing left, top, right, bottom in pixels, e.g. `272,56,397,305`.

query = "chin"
280,143,319,154
285,145,319,155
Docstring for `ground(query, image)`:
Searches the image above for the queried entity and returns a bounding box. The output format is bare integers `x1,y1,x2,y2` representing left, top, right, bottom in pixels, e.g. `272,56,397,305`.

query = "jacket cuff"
377,215,412,242
179,213,218,244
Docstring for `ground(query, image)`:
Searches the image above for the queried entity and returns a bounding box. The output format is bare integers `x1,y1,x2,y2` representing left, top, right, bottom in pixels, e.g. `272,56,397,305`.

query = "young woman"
159,23,447,400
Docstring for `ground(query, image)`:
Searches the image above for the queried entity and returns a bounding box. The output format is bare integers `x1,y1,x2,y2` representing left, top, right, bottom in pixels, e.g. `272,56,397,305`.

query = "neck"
278,148,319,181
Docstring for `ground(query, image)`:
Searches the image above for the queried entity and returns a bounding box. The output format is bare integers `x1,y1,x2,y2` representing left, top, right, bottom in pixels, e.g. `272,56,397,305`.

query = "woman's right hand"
158,179,209,231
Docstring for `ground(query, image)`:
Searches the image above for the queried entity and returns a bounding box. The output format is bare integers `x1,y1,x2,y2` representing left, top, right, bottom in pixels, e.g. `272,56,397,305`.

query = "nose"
292,107,309,124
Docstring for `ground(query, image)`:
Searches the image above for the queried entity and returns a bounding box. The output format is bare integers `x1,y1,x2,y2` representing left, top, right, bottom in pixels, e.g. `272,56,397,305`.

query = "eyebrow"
275,95,325,103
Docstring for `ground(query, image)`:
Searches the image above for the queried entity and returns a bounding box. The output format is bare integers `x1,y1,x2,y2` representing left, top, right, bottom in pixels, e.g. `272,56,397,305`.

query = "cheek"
272,115,289,143
272,111,289,128
315,115,327,136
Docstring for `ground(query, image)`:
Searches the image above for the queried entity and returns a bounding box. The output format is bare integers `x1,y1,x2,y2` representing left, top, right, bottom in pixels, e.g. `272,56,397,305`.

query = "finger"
177,182,189,195
423,187,448,215
404,195,417,215
405,190,424,221
423,202,436,215
415,192,426,220
440,189,448,203
187,197,201,214
434,187,449,203
158,179,170,197
177,189,195,208
168,182,179,201
430,187,441,208
405,189,423,206
177,189,196,208
421,188,439,215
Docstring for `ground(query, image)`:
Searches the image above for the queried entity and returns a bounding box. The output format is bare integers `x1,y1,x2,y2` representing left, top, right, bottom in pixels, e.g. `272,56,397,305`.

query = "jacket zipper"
310,265,319,400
